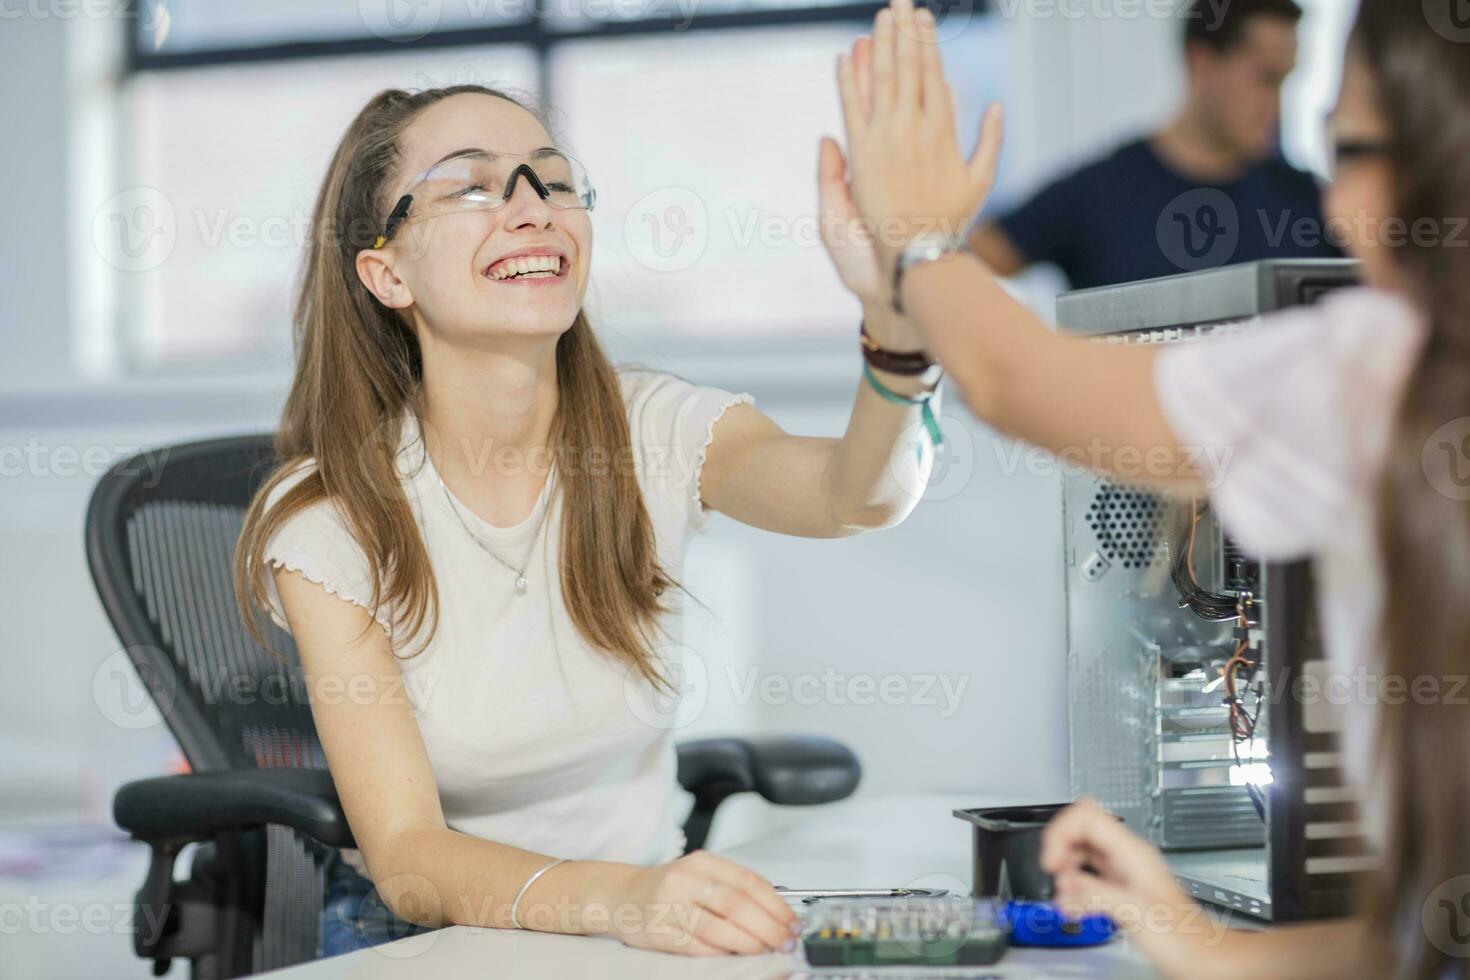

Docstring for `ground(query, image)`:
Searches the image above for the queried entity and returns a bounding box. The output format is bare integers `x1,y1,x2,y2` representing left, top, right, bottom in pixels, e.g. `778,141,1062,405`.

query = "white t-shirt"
257,367,755,877
1152,286,1428,848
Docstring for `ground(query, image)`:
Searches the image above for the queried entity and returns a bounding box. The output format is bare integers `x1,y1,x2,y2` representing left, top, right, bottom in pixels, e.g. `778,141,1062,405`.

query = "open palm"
818,136,884,304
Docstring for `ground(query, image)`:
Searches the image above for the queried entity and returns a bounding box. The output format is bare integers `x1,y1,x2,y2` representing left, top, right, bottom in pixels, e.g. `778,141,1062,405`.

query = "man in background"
970,0,1341,289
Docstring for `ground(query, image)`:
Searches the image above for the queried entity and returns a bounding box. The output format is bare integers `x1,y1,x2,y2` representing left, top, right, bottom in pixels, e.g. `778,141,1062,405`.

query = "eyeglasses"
1322,112,1396,179
1329,138,1395,176
373,147,597,249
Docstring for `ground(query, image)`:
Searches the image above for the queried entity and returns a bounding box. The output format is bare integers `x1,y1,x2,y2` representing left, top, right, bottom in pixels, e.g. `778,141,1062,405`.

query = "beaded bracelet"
859,320,936,376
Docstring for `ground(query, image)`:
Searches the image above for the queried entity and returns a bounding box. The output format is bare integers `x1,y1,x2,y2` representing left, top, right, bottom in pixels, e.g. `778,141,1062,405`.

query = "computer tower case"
1057,260,1369,922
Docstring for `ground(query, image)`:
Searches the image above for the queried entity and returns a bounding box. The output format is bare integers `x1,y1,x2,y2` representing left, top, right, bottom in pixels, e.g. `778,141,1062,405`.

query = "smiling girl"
232,83,943,957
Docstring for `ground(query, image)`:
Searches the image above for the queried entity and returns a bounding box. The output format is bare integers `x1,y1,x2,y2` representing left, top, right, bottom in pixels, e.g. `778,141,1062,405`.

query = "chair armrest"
676,735,860,806
743,735,862,804
113,768,355,848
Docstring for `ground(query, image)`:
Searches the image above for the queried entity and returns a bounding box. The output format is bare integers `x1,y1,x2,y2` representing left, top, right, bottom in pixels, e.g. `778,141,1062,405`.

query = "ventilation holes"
1086,483,1167,569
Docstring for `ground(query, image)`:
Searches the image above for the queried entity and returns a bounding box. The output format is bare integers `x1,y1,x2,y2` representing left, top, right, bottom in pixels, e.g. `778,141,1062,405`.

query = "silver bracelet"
510,857,568,930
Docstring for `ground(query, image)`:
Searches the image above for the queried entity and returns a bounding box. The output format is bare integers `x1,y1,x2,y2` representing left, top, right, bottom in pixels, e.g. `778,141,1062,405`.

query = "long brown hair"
233,84,678,690
1356,3,1470,976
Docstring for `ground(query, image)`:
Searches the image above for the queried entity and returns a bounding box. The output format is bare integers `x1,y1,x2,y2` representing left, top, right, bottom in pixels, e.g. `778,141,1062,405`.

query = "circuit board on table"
801,897,1008,967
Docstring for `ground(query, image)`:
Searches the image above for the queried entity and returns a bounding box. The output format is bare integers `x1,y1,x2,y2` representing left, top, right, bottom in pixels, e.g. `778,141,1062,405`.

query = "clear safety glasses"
374,147,597,248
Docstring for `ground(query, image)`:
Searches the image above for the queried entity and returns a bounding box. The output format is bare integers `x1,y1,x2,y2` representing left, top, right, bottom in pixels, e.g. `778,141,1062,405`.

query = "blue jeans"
316,847,440,958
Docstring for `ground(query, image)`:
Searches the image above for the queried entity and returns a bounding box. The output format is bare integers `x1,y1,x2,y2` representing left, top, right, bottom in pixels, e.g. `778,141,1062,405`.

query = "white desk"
263,795,1159,978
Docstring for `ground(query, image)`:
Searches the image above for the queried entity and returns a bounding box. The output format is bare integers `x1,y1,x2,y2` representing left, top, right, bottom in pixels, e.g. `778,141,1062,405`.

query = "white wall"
1,13,74,390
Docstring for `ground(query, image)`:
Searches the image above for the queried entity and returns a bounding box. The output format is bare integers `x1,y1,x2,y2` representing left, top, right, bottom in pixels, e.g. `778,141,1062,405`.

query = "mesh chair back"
86,433,329,972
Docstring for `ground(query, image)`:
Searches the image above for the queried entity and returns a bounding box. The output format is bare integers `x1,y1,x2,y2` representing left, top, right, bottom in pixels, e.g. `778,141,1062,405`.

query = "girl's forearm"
1151,919,1369,980
368,824,637,936
820,300,938,528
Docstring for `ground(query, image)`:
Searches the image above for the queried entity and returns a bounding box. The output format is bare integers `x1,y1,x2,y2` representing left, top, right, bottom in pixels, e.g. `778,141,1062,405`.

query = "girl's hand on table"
600,850,801,956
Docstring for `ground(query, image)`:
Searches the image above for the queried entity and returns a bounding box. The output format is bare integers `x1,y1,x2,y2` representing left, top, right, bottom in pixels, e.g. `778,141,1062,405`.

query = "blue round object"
1003,900,1117,947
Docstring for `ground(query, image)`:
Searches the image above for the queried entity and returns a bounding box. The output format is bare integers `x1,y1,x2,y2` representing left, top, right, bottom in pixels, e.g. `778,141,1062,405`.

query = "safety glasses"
374,147,596,248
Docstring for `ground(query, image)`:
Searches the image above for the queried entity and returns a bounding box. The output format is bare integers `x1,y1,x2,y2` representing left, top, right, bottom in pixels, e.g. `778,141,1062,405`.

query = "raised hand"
817,134,884,304
835,0,1004,275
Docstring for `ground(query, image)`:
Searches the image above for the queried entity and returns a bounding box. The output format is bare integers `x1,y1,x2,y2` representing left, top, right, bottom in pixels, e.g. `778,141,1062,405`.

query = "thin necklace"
439,471,555,595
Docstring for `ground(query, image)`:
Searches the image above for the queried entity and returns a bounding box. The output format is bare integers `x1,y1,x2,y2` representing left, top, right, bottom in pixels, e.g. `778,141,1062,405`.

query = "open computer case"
1058,259,1370,922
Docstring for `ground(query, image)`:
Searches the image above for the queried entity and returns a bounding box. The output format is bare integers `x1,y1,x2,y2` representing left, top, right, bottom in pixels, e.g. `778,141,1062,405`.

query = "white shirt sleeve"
257,461,394,638
1151,287,1424,562
619,369,756,533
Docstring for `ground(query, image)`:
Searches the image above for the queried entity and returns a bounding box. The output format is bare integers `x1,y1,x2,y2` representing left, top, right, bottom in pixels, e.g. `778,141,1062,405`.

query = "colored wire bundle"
1162,497,1241,621
1222,638,1267,820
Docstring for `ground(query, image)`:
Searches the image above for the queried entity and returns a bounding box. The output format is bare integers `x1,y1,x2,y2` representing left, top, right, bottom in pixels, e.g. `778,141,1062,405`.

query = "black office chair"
85,433,861,979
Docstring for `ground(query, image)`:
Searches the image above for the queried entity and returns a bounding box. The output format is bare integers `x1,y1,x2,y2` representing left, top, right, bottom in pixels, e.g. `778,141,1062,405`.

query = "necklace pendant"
515,575,528,594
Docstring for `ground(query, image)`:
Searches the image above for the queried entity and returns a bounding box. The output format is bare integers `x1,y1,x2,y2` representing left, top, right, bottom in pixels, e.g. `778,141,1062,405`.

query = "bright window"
116,4,1006,372
555,20,1007,342
120,47,538,371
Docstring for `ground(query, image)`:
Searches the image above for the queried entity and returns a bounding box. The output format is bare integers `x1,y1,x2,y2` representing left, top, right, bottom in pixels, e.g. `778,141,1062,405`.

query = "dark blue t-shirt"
995,138,1341,290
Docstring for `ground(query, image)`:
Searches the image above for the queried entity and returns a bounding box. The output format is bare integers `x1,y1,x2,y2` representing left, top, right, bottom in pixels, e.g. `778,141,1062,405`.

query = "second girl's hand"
836,0,1004,282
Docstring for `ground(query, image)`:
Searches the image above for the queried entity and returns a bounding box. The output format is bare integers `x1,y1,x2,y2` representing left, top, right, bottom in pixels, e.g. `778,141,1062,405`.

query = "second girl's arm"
899,252,1206,493
1043,798,1368,980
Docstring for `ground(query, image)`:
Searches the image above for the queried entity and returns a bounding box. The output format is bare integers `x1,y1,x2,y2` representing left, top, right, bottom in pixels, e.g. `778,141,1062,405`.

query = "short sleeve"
619,369,755,534
1152,288,1423,561
994,166,1089,273
257,461,393,638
